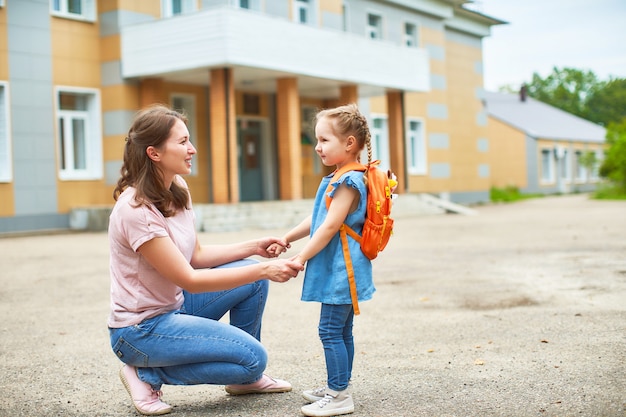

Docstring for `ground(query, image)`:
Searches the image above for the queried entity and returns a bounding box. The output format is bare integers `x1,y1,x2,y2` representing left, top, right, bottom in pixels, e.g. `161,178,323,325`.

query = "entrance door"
238,119,264,201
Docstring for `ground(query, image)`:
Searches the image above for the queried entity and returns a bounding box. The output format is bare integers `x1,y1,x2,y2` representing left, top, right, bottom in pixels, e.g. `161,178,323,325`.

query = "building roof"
483,90,606,143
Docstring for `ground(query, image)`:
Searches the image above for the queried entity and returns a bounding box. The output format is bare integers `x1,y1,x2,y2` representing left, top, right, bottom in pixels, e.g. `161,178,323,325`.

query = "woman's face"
150,118,196,183
314,117,348,167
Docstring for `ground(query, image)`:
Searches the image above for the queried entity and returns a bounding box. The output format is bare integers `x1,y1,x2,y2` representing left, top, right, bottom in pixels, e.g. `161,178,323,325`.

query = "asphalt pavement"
0,194,624,417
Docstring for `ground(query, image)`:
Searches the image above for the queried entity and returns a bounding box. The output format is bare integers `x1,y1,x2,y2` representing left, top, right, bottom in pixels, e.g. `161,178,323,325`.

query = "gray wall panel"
8,0,57,215
104,110,136,136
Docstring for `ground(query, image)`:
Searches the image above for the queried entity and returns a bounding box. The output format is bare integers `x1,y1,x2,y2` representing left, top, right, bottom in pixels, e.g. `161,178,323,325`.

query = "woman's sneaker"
119,365,172,416
301,388,354,417
225,374,292,395
302,386,327,402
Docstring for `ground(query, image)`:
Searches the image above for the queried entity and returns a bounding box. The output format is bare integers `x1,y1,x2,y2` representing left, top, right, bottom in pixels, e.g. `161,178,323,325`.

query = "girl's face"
314,117,351,167
149,118,196,184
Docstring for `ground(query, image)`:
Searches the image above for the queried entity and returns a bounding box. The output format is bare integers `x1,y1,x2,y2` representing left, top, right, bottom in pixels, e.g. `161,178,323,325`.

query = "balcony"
120,6,430,98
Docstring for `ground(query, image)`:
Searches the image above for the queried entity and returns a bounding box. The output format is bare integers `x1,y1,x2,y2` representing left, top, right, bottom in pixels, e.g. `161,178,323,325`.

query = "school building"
0,1,605,234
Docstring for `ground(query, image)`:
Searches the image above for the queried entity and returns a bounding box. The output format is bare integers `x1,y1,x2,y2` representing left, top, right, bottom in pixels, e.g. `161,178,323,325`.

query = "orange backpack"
325,160,396,314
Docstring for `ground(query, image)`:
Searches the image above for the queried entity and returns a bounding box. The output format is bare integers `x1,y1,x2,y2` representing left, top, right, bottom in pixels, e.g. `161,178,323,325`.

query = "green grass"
490,186,544,203
590,184,626,200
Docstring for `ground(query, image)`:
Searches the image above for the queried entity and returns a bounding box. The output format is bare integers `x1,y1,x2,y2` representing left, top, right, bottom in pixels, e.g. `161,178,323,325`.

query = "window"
367,13,382,39
369,116,390,170
171,94,197,176
162,0,195,18
406,119,426,175
404,22,418,47
50,0,96,22
590,149,602,181
574,150,587,182
237,0,260,10
342,3,349,31
294,0,313,24
56,88,102,180
0,82,11,182
559,147,570,182
540,148,554,183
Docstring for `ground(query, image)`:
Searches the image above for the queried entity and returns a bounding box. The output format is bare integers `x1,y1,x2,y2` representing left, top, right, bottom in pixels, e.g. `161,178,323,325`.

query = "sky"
474,0,626,91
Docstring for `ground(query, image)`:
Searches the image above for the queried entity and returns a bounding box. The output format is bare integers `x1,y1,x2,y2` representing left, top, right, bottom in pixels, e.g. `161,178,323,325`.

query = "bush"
490,186,543,203
591,184,626,200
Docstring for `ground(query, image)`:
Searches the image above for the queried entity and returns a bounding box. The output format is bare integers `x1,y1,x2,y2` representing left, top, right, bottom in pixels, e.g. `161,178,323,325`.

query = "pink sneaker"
225,374,292,395
119,365,172,416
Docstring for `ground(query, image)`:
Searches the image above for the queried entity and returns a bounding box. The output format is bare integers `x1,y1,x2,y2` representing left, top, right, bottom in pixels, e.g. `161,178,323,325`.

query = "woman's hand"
263,259,304,282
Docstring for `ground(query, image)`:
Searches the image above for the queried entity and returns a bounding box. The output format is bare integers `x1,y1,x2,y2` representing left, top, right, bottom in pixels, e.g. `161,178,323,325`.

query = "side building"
484,90,606,195
0,0,504,234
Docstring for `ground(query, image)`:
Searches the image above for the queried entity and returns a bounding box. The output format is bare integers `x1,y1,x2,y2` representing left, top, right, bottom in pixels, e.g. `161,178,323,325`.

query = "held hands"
256,237,291,258
265,258,304,283
266,242,288,257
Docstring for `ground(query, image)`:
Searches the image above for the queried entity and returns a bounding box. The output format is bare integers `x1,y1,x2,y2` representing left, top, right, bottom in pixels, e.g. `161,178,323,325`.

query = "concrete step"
194,193,449,233
69,193,474,233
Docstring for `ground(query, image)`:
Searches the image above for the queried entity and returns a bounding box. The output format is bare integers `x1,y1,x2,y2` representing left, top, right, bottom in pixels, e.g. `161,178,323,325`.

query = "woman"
108,104,303,415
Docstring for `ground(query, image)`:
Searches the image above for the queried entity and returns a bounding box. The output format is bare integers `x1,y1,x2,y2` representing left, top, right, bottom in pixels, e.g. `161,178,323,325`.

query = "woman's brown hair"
113,104,190,217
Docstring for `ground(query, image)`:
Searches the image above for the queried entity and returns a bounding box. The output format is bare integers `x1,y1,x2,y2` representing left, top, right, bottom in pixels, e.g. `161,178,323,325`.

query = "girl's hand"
256,237,290,258
290,254,306,266
267,242,288,257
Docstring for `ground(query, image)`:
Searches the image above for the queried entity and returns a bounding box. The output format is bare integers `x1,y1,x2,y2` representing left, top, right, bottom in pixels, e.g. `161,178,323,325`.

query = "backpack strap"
324,162,367,315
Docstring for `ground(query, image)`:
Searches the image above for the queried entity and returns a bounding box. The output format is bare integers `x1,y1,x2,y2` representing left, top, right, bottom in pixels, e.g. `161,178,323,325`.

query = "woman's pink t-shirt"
107,181,196,328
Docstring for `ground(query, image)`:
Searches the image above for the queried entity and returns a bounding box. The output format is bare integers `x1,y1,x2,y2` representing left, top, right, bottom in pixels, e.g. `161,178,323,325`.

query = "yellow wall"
0,6,12,216
0,5,8,80
50,17,109,213
487,117,527,188
445,37,489,193
403,27,489,196
101,0,160,16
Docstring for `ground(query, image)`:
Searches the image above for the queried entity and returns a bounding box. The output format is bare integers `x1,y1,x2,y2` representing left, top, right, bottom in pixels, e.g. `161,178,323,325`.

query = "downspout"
224,68,232,202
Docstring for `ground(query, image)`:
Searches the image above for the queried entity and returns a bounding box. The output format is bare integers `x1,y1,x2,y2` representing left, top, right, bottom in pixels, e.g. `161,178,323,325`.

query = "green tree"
599,120,626,192
585,78,626,126
526,67,604,120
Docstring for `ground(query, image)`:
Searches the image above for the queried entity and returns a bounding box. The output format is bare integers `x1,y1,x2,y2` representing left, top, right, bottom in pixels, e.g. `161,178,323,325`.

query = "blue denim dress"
301,170,375,305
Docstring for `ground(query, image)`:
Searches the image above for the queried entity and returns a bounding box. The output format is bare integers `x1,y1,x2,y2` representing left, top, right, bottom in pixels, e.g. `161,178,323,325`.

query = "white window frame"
540,148,555,184
342,2,350,32
559,147,571,183
590,149,602,181
404,21,418,47
367,12,383,40
0,82,12,183
406,117,426,175
50,0,96,22
368,115,390,171
574,150,587,183
170,93,198,176
293,0,315,24
161,0,196,18
0,0,5,8
235,0,261,10
55,87,103,181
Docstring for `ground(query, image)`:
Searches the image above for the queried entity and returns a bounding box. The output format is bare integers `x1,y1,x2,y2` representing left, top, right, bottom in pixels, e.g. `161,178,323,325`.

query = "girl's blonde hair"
315,103,373,180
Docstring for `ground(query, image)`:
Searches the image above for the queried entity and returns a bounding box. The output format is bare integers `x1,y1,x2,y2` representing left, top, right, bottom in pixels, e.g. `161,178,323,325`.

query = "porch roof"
120,7,430,99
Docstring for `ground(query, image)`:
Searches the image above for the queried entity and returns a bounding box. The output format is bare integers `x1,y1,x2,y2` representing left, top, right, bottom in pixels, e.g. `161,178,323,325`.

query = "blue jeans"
319,303,354,391
109,259,269,390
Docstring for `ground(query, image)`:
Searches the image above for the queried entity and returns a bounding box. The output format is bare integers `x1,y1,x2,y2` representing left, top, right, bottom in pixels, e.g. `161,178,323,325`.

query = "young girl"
274,103,375,416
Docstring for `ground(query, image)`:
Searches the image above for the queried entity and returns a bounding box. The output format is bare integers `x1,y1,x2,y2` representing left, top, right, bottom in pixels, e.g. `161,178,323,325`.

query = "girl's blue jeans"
109,259,269,390
319,303,355,392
